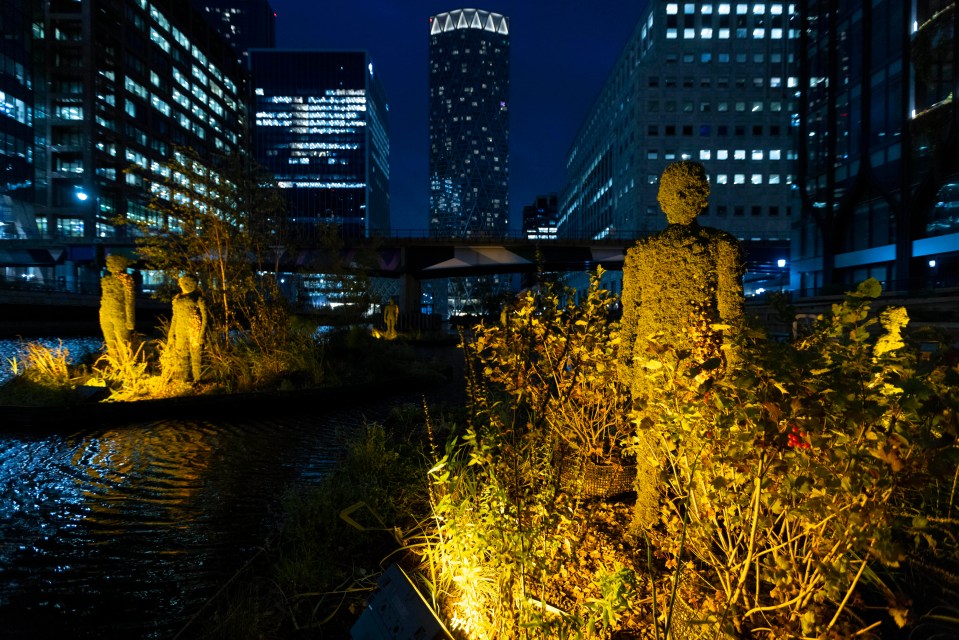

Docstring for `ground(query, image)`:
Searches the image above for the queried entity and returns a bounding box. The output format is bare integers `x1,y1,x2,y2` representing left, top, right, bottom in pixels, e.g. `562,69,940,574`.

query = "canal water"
0,337,459,639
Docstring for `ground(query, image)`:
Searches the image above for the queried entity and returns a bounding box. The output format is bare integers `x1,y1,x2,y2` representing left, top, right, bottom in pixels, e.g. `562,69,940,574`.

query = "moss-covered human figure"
383,297,399,339
166,275,209,383
99,254,136,358
620,160,744,531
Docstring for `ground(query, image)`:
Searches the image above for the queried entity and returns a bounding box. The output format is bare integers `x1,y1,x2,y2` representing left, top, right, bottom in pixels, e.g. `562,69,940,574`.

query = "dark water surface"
0,402,416,639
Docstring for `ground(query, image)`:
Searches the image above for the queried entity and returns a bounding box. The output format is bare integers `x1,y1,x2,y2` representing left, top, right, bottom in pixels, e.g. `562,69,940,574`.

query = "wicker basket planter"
557,450,636,499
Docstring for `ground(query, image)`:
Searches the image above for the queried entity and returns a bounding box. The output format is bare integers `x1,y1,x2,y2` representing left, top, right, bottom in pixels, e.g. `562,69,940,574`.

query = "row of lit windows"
1,90,32,125
666,4,795,15
647,148,795,161
648,171,793,185
666,27,797,39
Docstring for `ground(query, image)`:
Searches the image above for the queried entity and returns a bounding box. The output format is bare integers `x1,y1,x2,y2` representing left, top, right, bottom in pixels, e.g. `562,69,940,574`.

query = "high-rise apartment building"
793,0,959,294
428,8,509,237
191,0,275,62
31,0,247,242
249,50,390,237
560,1,800,255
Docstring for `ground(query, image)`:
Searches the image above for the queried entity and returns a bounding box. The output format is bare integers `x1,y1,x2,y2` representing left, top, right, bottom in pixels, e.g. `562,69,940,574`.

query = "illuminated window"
771,102,782,111
734,174,745,184
718,102,729,112
735,102,746,112
751,174,762,184
702,4,713,13
753,4,765,13
736,4,748,13
753,28,765,38
733,149,747,161
719,3,731,13
719,28,730,38
701,28,713,38
684,28,695,38
769,174,781,184
770,149,781,160
700,150,711,160
771,29,783,38
771,4,783,13
718,150,729,160
770,77,782,88
752,102,764,112
684,3,696,13
667,3,679,13
751,150,763,160
717,174,728,184
667,28,678,38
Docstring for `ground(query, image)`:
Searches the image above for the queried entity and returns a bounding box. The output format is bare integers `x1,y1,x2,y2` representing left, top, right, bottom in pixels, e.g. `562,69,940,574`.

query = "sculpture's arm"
123,275,136,330
617,249,642,368
716,238,745,326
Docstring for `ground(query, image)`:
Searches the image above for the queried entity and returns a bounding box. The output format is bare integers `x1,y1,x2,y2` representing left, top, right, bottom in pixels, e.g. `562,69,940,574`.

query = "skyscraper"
428,8,509,238
560,2,799,272
191,0,276,62
793,0,959,295
249,50,390,237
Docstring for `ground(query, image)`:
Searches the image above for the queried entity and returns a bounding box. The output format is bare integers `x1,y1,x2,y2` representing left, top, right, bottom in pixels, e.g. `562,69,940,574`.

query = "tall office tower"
249,50,390,237
794,1,959,295
191,0,276,62
428,8,509,237
560,1,800,289
0,0,37,239
32,0,247,243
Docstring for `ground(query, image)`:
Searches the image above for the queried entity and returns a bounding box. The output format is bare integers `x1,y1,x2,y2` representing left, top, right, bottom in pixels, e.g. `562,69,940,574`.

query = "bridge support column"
399,273,421,316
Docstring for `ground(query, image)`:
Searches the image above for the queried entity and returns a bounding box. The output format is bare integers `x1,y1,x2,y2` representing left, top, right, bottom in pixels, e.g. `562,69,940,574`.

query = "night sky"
268,0,650,232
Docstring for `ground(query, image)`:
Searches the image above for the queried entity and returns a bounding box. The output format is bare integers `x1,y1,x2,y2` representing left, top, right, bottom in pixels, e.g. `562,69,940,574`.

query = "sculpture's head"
105,254,128,274
178,275,198,294
657,161,711,225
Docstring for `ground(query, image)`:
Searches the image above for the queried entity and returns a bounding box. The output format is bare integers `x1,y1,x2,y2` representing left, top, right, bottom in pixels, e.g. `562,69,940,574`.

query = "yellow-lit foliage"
418,270,641,639
632,279,959,636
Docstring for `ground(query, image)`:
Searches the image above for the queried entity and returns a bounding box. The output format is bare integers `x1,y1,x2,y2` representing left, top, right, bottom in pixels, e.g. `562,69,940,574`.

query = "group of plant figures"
99,255,208,384
417,161,959,638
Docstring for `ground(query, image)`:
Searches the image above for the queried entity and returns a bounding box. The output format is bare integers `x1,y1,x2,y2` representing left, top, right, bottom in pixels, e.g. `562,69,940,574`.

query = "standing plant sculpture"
619,160,744,531
99,254,136,359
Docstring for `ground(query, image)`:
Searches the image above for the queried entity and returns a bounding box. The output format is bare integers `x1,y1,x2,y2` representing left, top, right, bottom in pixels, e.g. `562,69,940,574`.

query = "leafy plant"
631,279,959,637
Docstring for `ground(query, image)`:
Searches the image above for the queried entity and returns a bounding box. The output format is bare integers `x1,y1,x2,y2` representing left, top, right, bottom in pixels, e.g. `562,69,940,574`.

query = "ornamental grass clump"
630,278,959,637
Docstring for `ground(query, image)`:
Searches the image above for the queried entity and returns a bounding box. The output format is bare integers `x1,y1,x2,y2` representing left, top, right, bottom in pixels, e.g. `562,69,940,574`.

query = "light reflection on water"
0,410,372,640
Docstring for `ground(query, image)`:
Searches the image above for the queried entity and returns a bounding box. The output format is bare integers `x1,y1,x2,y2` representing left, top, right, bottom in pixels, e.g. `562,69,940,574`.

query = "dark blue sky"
269,1,649,231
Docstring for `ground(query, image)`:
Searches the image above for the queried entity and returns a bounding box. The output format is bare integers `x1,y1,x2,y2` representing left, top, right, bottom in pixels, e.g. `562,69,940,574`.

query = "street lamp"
777,258,787,292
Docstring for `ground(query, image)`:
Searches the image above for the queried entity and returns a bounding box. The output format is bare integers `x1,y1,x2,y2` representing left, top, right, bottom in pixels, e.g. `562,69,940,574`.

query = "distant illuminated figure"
166,275,208,383
383,297,399,339
99,254,136,358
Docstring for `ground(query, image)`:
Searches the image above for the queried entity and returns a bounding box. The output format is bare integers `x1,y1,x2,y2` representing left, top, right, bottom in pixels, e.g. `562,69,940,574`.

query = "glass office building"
249,50,390,237
428,8,510,238
31,0,247,241
794,0,959,294
0,0,36,239
560,2,800,251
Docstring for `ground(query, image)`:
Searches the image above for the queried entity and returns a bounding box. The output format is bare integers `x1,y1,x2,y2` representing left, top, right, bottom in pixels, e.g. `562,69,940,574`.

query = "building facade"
191,0,276,62
522,193,559,241
793,0,959,295
560,1,800,259
0,0,38,239
249,49,390,237
428,8,510,238
30,0,247,243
